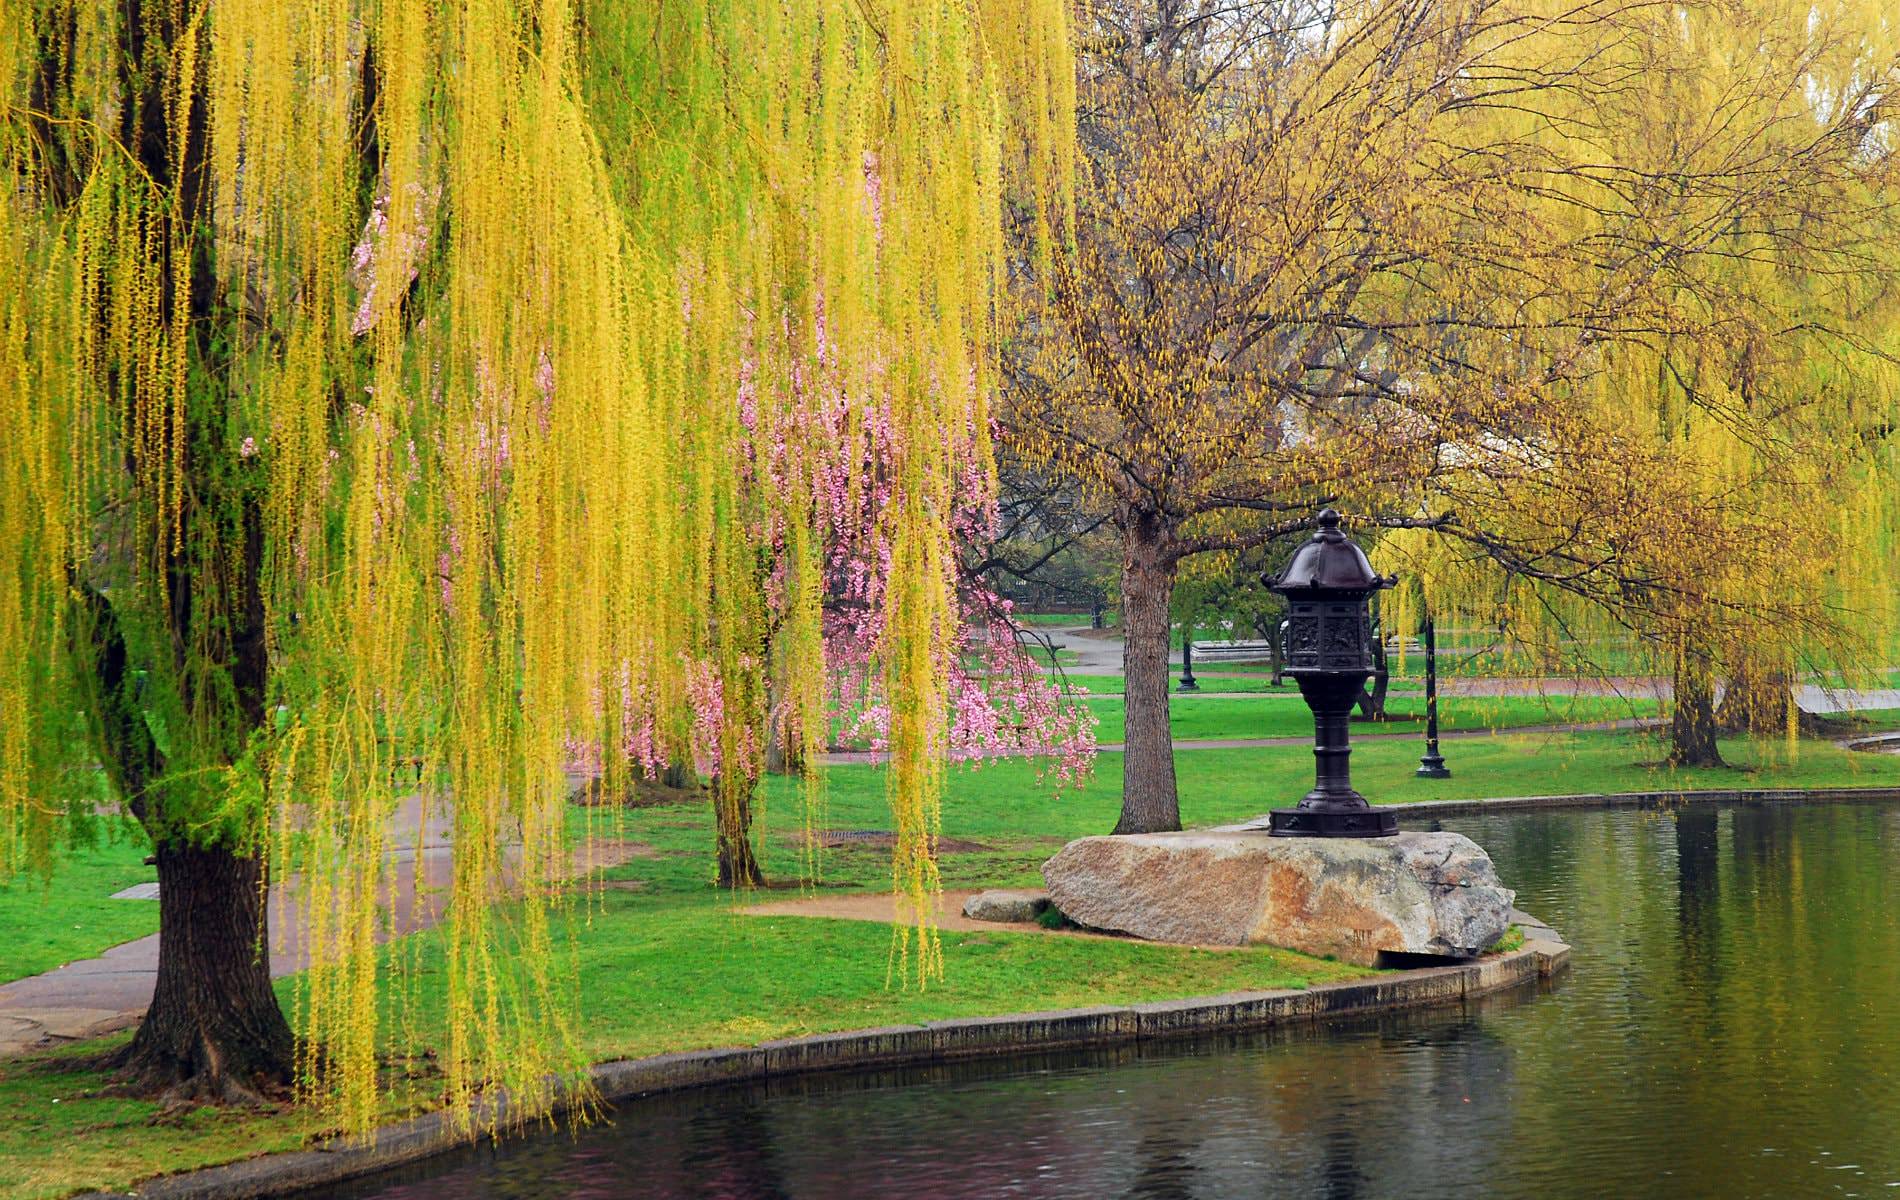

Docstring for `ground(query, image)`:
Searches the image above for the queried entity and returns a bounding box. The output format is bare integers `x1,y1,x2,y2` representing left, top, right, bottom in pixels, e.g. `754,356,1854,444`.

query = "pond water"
309,802,1900,1199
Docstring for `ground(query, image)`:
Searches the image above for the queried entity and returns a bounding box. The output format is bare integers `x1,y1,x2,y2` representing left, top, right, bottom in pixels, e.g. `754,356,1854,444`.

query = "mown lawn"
0,830,155,987
1059,672,1305,695
1078,691,1660,744
795,727,1900,847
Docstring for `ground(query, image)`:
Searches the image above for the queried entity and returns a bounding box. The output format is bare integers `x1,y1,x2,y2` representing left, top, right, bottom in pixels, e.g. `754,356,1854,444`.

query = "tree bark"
1670,641,1725,767
1116,510,1181,834
661,761,695,791
713,778,766,887
1355,627,1391,719
111,843,294,1104
80,0,299,1101
75,581,297,1103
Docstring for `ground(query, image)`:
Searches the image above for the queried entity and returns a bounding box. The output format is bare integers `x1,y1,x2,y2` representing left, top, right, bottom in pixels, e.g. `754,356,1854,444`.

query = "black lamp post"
1178,623,1199,692
1416,615,1451,778
1261,509,1400,838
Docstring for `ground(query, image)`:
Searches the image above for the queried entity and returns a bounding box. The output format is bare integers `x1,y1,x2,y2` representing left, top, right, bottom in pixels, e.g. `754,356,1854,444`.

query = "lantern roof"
1264,509,1396,597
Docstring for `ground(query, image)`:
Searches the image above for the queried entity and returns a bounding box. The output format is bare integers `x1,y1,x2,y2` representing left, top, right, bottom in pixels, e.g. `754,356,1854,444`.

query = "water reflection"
313,803,1900,1200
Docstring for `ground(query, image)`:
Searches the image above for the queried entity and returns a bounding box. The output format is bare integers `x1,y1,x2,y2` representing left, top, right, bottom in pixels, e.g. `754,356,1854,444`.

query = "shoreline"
80,937,1568,1200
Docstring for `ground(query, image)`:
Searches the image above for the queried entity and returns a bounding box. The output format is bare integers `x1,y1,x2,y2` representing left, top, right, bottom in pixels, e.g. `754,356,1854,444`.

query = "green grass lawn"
1012,612,1099,627
1078,692,1659,744
1057,672,1421,695
1060,672,1298,695
0,831,156,987
1023,643,1082,667
800,727,1900,842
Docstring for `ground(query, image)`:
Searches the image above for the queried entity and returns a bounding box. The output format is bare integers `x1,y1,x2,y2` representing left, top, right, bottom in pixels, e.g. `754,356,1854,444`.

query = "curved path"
1031,624,1900,709
0,796,648,1059
820,716,1662,765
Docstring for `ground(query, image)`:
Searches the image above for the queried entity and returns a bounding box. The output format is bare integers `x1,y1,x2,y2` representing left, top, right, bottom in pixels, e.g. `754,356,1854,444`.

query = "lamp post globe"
1261,509,1400,838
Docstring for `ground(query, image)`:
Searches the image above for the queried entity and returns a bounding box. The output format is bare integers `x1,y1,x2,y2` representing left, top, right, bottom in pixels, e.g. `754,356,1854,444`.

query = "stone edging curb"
1380,784,1900,820
82,939,1569,1200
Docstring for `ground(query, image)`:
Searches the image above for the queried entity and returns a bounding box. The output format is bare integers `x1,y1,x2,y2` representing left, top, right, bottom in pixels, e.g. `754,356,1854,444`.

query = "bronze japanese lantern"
1262,509,1399,837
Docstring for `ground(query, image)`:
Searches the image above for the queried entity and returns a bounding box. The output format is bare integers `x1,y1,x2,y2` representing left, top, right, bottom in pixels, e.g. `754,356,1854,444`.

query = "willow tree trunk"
713,778,766,887
1671,643,1725,767
78,0,298,1099
1116,511,1181,834
77,582,295,1102
116,844,295,1102
1356,632,1391,719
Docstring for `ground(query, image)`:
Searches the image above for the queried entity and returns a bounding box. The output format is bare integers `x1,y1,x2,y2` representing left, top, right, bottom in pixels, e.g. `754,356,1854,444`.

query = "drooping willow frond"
0,0,1071,1136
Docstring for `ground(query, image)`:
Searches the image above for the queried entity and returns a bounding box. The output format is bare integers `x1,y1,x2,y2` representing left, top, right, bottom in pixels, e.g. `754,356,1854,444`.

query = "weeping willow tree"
1376,0,1900,763
0,0,1069,1134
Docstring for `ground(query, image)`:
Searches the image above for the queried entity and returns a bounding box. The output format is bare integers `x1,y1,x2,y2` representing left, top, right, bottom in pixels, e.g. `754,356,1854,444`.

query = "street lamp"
1261,509,1399,838
1416,615,1451,778
1178,622,1199,692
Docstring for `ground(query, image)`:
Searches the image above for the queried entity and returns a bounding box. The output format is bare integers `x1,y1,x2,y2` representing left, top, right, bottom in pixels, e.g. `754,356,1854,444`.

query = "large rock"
961,889,1051,923
1041,829,1513,965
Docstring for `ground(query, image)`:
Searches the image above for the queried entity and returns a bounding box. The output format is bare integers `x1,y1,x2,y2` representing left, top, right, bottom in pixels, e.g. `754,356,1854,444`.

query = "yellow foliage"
1,0,1070,1136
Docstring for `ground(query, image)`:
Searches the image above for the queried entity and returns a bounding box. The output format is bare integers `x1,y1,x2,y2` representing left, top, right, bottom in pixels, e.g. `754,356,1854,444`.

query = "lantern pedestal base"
1416,755,1450,779
1266,806,1399,838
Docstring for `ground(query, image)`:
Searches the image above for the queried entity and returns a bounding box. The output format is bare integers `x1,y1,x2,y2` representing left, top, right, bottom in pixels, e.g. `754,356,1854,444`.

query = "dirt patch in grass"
791,830,992,853
741,889,1077,936
738,889,1243,948
570,778,709,809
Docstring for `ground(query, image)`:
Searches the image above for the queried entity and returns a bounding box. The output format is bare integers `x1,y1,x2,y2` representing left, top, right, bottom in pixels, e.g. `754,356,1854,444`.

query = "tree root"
93,1032,293,1115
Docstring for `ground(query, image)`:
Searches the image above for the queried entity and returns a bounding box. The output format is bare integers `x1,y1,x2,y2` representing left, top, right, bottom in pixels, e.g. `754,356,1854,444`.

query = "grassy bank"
795,729,1900,850
1,786,1361,1200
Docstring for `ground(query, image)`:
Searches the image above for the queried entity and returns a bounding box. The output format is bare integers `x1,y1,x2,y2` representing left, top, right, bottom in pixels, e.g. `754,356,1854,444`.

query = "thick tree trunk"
77,585,297,1101
112,842,294,1104
1355,670,1390,720
63,0,300,1104
1355,631,1391,719
713,778,766,887
1671,642,1725,767
1116,511,1181,834
661,761,695,791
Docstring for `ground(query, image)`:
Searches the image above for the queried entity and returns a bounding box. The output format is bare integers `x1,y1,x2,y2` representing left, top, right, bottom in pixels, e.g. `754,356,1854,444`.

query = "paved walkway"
819,716,1662,765
1029,626,1900,716
1095,716,1661,754
0,796,648,1058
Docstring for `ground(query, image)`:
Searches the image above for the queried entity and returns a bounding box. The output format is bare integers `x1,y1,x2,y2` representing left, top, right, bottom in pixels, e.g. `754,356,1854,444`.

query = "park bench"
1187,639,1276,663
1178,636,1280,690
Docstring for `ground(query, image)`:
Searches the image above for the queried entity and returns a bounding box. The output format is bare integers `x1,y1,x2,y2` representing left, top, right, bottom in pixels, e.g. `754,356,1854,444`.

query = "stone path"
0,796,649,1059
819,716,1662,765
1029,625,1900,716
1094,716,1661,753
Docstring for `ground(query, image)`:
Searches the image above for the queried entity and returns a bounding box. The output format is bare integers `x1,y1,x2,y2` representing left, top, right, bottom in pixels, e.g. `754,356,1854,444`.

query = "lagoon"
310,802,1900,1199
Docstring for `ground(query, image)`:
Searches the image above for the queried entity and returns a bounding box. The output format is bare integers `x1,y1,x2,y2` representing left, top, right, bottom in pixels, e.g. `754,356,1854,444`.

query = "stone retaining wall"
83,939,1569,1200
1385,784,1900,820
